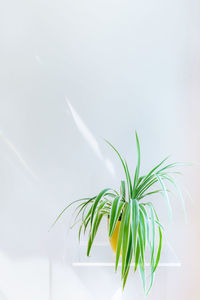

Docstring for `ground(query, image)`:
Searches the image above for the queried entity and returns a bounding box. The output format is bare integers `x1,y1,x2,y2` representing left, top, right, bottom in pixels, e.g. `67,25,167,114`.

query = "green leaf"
139,205,150,246
158,162,191,173
144,203,156,276
104,139,132,198
161,174,187,223
122,231,133,288
144,156,170,180
91,188,111,225
137,189,162,200
138,216,146,292
49,198,91,230
146,257,155,295
109,196,120,236
109,200,125,237
104,192,118,198
136,176,158,199
73,197,96,222
120,180,126,201
122,203,131,277
79,207,93,241
78,223,84,241
87,213,104,256
83,217,90,234
79,199,107,241
147,202,163,275
115,203,128,272
149,204,155,258
139,209,146,250
124,160,133,197
138,223,144,264
123,264,131,289
153,225,162,272
140,205,155,295
134,239,140,272
156,174,172,219
130,198,139,254
138,221,146,292
139,257,146,292
155,220,164,231
133,131,141,197
135,156,170,196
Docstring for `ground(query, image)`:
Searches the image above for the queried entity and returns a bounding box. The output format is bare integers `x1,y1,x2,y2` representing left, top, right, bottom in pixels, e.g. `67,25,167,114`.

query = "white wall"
0,0,200,299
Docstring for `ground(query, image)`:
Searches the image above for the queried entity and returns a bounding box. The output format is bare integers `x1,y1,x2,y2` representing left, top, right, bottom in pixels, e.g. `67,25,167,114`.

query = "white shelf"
73,262,181,267
72,243,181,268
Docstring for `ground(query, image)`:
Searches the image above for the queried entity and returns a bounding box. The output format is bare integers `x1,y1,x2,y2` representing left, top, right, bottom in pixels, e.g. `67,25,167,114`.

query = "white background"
1,0,200,299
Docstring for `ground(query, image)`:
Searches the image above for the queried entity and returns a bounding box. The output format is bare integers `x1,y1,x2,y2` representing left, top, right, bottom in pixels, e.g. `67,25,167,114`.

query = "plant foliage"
52,132,187,294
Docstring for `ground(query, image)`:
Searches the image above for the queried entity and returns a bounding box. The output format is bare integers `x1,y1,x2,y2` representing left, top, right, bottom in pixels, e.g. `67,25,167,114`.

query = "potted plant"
52,132,188,294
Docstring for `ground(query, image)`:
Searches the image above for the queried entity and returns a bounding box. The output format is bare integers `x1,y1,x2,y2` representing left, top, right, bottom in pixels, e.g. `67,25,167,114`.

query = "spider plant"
52,132,187,294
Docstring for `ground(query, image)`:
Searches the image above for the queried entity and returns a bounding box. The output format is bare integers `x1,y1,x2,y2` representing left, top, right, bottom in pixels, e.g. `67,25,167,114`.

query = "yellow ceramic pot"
107,217,121,254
